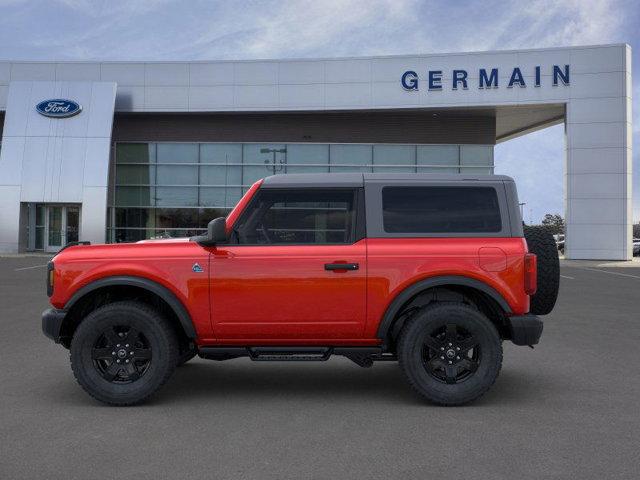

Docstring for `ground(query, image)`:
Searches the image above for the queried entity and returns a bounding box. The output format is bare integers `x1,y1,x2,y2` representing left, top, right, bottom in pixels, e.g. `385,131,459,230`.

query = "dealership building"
0,43,633,259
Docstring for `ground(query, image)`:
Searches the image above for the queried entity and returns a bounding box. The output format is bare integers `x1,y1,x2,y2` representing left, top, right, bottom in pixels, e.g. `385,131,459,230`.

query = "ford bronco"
42,173,559,406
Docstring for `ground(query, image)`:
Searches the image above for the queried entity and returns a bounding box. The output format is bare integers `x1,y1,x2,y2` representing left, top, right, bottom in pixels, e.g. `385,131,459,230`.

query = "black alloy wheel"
91,326,152,383
422,323,480,385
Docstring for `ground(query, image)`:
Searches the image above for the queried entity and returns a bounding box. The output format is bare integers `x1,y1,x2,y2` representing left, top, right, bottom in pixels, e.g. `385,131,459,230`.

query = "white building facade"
0,44,633,259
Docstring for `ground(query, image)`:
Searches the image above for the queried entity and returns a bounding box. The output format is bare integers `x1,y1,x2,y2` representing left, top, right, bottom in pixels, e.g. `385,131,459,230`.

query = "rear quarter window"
382,186,502,233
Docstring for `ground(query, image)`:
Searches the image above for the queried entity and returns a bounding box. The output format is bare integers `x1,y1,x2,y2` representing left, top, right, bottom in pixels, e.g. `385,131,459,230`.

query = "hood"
136,237,191,244
52,237,201,263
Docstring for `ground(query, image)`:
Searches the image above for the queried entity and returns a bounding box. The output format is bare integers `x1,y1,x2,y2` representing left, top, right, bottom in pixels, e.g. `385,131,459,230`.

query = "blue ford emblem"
36,99,82,118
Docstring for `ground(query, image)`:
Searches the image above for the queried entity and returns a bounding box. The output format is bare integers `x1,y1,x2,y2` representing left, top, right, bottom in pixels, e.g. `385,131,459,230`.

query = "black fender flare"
376,275,512,340
64,276,196,339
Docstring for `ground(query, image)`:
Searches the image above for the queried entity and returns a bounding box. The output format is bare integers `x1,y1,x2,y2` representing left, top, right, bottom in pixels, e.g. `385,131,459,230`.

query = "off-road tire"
70,301,178,406
524,226,560,315
398,302,503,406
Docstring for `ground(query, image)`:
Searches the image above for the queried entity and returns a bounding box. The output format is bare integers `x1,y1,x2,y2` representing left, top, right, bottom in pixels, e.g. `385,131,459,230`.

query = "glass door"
46,206,64,252
42,205,81,252
66,206,80,244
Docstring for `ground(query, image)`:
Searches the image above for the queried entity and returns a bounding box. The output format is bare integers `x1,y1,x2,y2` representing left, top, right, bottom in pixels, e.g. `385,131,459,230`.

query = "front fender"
63,275,197,338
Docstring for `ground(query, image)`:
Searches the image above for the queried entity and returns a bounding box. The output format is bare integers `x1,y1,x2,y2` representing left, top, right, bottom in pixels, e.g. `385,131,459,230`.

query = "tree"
541,214,565,235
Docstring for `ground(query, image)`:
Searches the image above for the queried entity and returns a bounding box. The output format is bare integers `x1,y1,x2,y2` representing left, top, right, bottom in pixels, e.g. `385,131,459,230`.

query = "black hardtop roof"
262,173,514,188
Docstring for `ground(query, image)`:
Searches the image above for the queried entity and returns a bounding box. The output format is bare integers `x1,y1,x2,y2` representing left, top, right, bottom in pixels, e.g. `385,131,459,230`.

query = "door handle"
324,263,359,271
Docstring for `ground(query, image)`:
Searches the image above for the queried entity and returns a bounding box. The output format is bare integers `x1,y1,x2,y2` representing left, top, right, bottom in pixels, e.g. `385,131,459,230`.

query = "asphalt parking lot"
1,256,639,479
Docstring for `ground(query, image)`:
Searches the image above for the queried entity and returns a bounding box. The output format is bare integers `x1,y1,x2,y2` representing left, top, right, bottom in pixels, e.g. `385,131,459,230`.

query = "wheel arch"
376,275,512,348
60,276,196,347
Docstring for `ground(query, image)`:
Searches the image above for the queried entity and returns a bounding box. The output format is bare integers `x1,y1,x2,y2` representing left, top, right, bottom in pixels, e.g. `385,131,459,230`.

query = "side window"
382,186,502,233
233,189,357,245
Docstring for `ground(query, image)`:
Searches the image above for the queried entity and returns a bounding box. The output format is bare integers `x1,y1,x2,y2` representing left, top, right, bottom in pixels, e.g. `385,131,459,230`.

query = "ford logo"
35,99,82,118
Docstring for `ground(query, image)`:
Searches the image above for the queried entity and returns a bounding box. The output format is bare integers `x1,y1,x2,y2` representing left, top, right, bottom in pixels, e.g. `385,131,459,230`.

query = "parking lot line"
14,264,48,271
578,267,640,280
560,274,575,279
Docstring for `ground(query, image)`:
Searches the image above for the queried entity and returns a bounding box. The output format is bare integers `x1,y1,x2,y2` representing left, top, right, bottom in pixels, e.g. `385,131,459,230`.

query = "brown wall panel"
112,111,496,145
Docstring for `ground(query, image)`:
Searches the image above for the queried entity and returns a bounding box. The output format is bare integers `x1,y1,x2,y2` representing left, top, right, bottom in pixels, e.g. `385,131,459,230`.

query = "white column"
564,45,632,260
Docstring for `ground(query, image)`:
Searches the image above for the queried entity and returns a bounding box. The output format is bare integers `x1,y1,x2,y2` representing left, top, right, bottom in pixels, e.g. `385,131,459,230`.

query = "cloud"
494,125,565,224
0,0,637,221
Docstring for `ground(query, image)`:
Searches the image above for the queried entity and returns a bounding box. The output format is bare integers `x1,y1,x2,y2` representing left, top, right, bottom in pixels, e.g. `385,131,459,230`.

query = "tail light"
524,253,537,295
47,261,55,297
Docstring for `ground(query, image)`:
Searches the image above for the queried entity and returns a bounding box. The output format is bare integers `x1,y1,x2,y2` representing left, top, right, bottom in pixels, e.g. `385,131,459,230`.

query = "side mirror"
191,217,227,246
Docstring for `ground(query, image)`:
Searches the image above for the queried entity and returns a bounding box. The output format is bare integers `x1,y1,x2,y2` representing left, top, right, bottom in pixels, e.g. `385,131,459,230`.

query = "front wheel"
398,302,502,406
70,301,178,406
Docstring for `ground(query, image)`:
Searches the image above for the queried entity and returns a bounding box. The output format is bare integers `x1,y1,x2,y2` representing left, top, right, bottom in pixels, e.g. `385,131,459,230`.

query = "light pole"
261,147,287,174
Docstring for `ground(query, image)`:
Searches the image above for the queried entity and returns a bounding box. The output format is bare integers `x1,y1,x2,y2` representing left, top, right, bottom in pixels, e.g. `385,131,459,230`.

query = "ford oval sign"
36,99,82,118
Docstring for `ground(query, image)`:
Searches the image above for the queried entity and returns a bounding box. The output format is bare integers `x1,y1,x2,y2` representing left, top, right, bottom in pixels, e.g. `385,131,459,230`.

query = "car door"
209,187,367,342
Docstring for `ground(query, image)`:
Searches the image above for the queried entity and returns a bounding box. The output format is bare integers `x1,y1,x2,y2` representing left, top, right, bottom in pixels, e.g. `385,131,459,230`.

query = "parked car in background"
553,234,565,254
633,238,640,256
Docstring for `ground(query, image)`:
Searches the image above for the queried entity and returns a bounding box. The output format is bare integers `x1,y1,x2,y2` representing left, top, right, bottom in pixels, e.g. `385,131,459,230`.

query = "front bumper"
507,314,543,346
42,308,67,343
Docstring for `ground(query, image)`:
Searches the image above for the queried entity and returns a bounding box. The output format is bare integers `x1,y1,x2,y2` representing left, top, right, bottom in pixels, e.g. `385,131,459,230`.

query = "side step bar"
198,346,397,368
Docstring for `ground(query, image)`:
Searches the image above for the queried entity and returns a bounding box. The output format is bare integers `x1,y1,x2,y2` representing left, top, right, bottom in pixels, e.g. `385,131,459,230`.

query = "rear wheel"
398,302,502,406
70,301,178,406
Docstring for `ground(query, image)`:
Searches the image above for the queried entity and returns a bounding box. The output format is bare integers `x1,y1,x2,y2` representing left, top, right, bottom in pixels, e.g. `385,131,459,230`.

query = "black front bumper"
42,308,67,343
507,314,543,346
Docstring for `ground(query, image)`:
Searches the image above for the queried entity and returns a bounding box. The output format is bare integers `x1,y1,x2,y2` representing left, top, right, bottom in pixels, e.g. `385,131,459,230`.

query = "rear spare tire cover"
524,226,560,315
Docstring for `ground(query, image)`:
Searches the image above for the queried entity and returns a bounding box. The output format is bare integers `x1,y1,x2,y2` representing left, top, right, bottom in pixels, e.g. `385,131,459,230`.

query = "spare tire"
524,226,560,315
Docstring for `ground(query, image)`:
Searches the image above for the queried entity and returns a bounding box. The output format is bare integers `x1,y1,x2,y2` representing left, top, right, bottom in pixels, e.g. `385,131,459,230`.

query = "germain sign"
36,99,82,118
401,65,570,91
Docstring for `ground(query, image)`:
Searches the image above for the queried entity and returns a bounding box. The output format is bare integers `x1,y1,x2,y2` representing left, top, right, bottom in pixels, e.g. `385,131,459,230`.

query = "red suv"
42,173,559,406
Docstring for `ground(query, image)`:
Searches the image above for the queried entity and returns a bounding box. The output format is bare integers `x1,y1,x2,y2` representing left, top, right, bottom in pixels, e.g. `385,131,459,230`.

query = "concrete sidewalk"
561,257,640,268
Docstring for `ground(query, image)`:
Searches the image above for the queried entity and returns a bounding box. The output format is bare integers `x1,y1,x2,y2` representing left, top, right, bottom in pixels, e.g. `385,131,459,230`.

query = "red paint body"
50,183,532,346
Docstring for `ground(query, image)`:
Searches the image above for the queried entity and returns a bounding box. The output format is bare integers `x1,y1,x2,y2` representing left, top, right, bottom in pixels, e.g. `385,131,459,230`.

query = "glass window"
200,187,242,208
196,208,230,228
233,189,356,245
111,142,494,243
156,143,198,164
35,227,44,250
242,144,285,184
35,204,45,250
286,144,329,174
382,186,502,233
66,207,80,244
155,208,199,229
116,143,155,164
460,145,494,174
373,145,416,173
115,208,155,229
35,204,45,226
156,165,198,185
329,144,372,172
116,164,156,185
112,228,149,243
200,144,243,206
200,144,243,184
115,186,154,207
417,146,460,173
155,186,198,207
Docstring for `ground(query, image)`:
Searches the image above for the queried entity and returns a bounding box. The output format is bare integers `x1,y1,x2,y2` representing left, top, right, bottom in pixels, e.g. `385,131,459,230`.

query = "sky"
0,0,638,223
